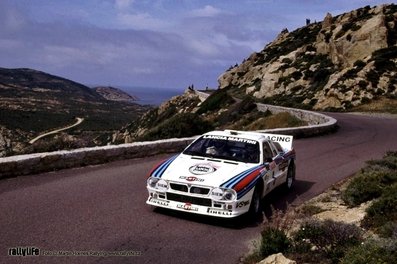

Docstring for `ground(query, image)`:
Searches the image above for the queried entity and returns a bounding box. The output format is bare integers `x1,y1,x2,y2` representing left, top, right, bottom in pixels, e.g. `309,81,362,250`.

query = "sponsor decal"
203,135,257,145
177,203,199,211
188,164,216,175
237,200,250,208
207,208,232,216
179,176,205,182
149,197,170,207
264,135,292,142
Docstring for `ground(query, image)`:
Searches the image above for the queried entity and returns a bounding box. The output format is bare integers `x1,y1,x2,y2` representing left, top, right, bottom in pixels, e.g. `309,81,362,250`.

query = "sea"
121,86,182,106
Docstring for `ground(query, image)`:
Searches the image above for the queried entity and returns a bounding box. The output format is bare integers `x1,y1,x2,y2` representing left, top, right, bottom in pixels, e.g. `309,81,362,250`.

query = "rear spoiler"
261,133,293,151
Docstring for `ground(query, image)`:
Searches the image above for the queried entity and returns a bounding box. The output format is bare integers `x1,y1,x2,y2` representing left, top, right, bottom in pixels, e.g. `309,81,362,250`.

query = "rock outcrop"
0,127,12,157
258,253,296,264
218,4,397,110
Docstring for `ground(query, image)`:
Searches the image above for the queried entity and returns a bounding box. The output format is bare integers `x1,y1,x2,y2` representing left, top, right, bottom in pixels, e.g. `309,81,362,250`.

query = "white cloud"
189,5,222,17
187,39,220,57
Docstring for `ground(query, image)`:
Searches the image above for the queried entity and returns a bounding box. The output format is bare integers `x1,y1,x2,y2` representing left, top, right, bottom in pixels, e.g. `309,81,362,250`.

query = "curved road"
29,117,84,144
1,113,397,264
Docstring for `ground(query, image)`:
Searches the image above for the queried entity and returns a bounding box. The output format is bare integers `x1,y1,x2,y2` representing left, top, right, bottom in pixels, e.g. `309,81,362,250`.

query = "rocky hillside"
113,4,397,144
0,68,149,156
93,86,139,102
112,88,306,144
218,4,397,111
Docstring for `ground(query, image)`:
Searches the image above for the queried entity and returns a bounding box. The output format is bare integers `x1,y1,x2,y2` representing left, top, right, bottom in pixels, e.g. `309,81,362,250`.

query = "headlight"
147,177,159,188
147,177,168,191
224,189,237,201
210,187,237,201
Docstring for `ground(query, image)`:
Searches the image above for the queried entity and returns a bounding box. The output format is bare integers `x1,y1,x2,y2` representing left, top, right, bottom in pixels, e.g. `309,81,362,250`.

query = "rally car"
146,130,296,218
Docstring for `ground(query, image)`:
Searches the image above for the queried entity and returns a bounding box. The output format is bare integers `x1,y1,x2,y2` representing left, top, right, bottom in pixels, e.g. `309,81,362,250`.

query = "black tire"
248,185,262,218
284,161,295,191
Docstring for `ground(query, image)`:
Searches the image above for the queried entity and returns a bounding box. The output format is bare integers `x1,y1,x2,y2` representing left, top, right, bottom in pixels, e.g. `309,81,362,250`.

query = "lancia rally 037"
146,130,296,218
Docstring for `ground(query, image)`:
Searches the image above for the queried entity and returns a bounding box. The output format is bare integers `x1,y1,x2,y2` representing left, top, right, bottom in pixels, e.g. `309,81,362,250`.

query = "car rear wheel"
285,161,295,191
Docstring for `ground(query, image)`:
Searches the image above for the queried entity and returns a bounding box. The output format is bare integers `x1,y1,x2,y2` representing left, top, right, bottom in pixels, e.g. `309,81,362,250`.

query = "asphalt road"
1,113,396,264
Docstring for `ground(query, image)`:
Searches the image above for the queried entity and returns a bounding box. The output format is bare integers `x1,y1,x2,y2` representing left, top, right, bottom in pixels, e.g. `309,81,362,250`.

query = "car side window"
262,142,273,162
272,142,284,153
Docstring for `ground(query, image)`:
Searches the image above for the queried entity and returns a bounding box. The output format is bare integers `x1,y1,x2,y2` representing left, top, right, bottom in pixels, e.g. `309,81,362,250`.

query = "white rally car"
146,130,296,218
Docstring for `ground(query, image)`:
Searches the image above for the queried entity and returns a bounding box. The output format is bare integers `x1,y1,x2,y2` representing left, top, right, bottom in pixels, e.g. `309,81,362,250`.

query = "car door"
271,141,290,188
262,141,278,195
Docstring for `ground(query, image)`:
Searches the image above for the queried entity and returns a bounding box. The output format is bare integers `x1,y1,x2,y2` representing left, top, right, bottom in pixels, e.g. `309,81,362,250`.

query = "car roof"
202,130,266,142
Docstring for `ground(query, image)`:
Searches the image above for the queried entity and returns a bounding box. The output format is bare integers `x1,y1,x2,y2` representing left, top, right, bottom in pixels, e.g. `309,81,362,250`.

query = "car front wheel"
248,185,262,217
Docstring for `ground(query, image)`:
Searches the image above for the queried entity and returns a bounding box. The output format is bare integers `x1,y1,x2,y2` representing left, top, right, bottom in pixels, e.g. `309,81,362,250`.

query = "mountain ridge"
93,86,139,102
0,67,149,156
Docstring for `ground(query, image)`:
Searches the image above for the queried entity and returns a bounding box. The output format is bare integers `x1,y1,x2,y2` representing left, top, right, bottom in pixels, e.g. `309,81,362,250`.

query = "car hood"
158,154,259,187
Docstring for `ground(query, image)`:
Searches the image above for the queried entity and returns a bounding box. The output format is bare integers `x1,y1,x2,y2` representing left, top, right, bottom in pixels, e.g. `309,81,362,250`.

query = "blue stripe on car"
152,155,178,178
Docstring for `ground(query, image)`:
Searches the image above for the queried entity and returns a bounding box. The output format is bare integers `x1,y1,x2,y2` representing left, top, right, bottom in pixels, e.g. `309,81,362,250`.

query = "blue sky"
0,0,390,90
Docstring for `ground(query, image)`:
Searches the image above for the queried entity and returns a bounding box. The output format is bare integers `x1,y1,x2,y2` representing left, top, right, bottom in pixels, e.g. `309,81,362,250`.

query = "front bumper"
146,190,252,218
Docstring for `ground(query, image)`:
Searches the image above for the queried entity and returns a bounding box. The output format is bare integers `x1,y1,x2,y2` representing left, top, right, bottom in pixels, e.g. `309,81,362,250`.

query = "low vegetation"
242,151,397,264
136,113,213,141
352,97,397,114
123,90,308,142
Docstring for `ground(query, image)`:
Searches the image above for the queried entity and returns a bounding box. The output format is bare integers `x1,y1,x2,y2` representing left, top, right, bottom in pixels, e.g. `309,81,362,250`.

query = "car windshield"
183,135,260,163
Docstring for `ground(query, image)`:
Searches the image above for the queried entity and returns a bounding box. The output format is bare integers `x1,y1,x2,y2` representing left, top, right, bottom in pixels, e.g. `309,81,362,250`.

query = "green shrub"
342,171,386,207
293,219,363,263
358,80,368,89
342,152,397,207
362,184,397,237
366,151,397,170
341,240,397,264
366,69,380,87
216,96,258,126
259,227,291,258
353,60,366,68
324,32,332,43
281,58,293,64
370,46,397,74
196,89,235,114
291,71,303,80
343,68,359,79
